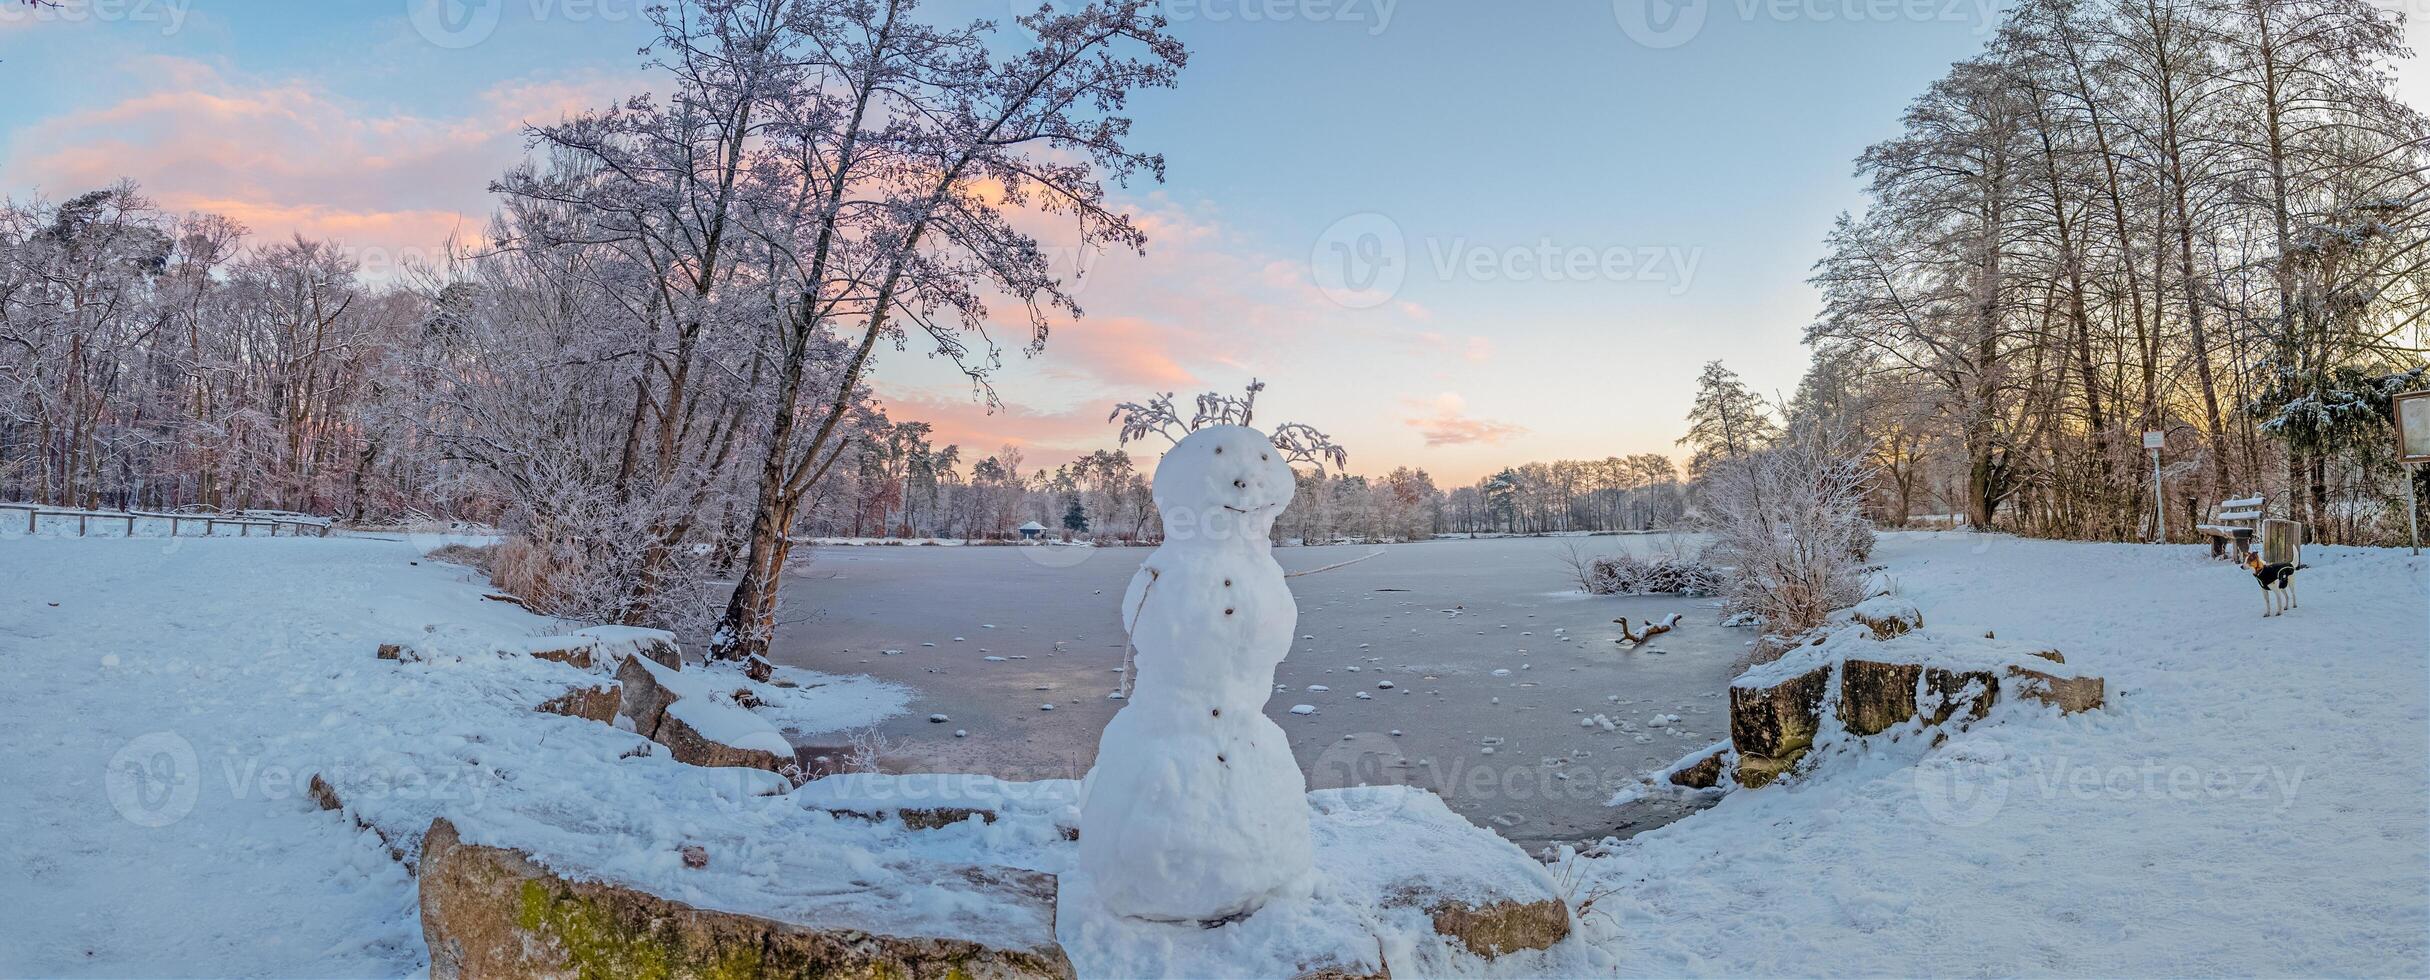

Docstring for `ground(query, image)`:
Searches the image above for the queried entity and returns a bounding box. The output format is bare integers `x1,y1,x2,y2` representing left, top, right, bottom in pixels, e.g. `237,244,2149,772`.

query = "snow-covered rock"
1828,594,1926,639
534,682,620,723
417,817,1071,979
571,624,683,671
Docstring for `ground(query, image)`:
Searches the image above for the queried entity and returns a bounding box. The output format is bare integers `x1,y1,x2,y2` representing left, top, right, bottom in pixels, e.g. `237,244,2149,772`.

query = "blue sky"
4,0,2421,482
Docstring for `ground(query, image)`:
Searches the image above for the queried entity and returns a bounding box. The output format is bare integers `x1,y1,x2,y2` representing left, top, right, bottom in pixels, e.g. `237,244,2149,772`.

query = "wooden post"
126,515,137,536
78,514,88,536
2408,463,2421,557
2261,518,2303,566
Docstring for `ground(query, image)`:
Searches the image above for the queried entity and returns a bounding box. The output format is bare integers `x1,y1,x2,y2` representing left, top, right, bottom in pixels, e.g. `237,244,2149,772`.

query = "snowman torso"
1081,426,1315,921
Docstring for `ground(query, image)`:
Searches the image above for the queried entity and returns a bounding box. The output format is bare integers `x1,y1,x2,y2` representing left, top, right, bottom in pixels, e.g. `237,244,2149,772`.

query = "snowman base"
1058,785,1578,977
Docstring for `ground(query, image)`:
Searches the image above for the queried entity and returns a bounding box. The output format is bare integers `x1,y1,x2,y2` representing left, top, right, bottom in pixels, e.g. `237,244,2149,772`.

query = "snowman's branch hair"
1269,422,1349,475
1108,392,1188,446
1111,380,1347,473
1111,379,1274,443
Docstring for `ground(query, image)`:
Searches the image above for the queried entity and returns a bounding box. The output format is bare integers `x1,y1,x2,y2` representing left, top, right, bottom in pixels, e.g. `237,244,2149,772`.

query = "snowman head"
1153,425,1297,539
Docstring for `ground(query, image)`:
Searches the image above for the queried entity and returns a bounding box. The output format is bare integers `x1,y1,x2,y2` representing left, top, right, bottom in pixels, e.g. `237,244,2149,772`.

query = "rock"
376,643,410,661
1729,664,1828,788
680,844,709,869
655,709,790,773
308,774,343,811
516,636,600,670
825,806,1000,831
418,818,1074,980
575,625,685,672
614,655,680,741
2010,665,2103,713
1667,744,1729,789
1423,897,1571,959
1919,667,1999,726
1836,658,1921,736
537,683,621,724
743,654,775,683
1834,596,1925,639
305,775,406,864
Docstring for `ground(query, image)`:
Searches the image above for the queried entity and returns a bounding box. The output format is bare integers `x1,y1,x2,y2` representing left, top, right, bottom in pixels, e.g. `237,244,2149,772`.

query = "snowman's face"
1153,425,1297,518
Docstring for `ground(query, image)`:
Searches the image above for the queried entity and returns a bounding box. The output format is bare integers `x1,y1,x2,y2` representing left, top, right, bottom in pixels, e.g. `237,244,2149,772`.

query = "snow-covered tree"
1679,360,1779,478
1697,419,1875,657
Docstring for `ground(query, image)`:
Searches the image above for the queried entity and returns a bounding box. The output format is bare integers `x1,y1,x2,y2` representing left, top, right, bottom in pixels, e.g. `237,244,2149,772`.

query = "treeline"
0,189,442,519
793,436,1689,545
1799,0,2429,545
2,1,1187,658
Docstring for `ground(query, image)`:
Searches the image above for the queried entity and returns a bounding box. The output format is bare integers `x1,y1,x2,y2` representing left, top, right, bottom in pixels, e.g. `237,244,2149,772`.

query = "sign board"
2399,390,2430,464
2143,430,2166,450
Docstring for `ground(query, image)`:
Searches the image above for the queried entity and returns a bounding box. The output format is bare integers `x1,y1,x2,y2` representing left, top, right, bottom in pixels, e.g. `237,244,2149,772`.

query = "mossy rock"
420,818,1073,979
538,683,622,724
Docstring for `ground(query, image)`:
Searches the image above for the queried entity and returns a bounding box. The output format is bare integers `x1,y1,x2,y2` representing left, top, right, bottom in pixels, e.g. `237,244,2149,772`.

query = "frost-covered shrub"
1695,421,1874,660
423,542,498,574
1586,553,1723,596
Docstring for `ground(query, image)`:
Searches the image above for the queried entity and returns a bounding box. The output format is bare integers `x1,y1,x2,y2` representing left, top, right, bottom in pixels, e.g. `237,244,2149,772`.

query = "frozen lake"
766,534,1743,850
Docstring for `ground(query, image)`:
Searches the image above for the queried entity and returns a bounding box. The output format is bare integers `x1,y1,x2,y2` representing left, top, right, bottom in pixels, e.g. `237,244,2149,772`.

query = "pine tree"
1063,497,1090,535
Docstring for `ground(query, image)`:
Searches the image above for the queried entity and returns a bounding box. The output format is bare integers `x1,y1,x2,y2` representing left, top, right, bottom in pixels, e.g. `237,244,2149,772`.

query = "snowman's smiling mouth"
1223,503,1278,515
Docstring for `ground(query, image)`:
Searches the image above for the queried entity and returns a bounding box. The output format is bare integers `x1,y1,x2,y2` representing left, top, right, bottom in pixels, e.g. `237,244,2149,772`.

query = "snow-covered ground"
1575,532,2429,975
1,530,2422,976
0,535,904,976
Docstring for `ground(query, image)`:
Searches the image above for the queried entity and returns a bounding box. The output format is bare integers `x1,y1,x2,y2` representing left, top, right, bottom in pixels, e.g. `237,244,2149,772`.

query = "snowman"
1078,424,1314,922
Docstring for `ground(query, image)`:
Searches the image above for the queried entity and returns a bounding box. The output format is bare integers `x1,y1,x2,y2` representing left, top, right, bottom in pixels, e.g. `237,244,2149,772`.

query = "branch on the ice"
1109,379,1348,473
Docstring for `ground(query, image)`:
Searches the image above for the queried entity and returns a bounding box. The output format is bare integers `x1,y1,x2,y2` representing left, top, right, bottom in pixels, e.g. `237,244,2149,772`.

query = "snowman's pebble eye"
1211,708,1221,717
1261,454,1269,461
1224,608,1234,615
1233,479,1246,488
1223,579,1232,587
1214,447,1223,454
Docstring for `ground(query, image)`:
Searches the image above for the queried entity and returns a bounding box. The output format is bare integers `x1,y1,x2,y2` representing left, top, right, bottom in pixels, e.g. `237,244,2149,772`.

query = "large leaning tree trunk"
708,1,1184,660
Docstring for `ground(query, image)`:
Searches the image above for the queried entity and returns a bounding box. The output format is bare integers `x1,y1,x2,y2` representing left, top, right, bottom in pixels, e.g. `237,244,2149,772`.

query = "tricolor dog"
2245,554,2306,618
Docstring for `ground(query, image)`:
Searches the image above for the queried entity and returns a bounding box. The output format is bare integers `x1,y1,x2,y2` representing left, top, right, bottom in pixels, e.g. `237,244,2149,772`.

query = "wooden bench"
2197,495,2264,561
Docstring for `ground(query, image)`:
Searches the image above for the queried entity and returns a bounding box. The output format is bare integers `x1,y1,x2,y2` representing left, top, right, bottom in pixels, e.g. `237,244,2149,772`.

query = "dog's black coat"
2250,562,2305,589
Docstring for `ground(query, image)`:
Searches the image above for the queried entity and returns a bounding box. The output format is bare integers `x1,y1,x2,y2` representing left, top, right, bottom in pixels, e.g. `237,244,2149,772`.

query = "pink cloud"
1404,392,1525,447
4,55,642,263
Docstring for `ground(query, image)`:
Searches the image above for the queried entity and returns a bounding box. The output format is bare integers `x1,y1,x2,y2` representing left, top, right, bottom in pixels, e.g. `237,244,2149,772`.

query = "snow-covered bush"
1695,421,1874,658
1585,553,1723,596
